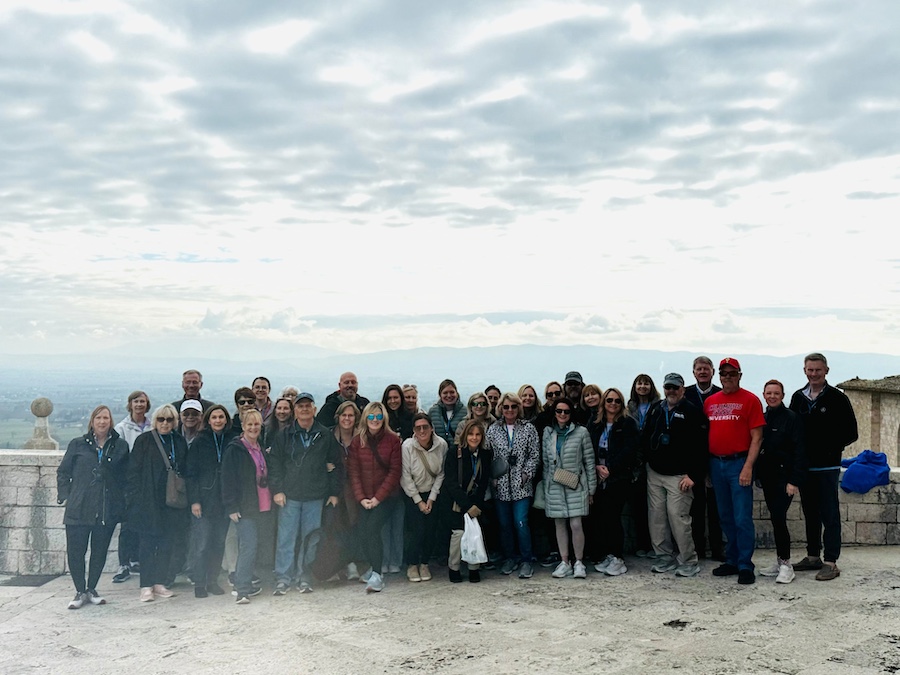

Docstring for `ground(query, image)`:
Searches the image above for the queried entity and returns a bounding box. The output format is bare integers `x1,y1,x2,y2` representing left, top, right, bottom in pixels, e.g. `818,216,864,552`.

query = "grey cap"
295,392,315,404
663,373,685,387
564,371,584,385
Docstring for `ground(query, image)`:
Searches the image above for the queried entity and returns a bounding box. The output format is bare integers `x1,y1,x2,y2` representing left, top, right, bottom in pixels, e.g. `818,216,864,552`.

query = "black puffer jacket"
759,404,807,487
589,416,639,486
185,427,237,515
57,430,129,526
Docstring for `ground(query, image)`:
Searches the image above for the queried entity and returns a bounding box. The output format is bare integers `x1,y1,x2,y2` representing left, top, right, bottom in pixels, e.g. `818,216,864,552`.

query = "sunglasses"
181,410,200,416
501,404,518,410
555,408,571,415
413,424,431,432
471,401,488,408
663,384,681,391
719,371,740,377
546,391,562,398
156,416,175,423
367,413,385,421
605,398,623,404
238,399,255,406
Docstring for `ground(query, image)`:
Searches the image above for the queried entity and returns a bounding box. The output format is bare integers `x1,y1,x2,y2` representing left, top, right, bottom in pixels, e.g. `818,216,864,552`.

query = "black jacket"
589,416,640,486
221,438,270,517
684,383,721,411
57,430,129,526
126,430,188,535
268,420,340,502
443,446,492,530
789,383,858,469
641,398,708,484
185,427,237,515
316,392,370,428
759,404,807,487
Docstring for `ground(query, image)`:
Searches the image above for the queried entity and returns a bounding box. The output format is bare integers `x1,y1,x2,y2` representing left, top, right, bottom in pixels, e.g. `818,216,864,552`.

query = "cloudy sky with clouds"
2,0,898,359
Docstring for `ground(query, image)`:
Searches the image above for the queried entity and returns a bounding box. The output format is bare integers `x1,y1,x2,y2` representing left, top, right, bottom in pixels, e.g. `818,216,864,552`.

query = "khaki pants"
647,466,698,566
448,529,481,572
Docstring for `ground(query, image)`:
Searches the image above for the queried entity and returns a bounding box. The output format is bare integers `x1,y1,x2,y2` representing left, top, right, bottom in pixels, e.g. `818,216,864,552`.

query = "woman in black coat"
444,419,493,584
126,404,188,602
589,388,639,577
757,379,806,583
57,405,129,609
185,404,236,598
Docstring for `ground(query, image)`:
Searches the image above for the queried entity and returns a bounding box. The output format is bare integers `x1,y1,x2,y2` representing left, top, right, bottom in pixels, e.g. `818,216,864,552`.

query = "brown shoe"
815,562,840,581
793,556,823,571
406,565,421,582
152,584,175,598
419,564,432,581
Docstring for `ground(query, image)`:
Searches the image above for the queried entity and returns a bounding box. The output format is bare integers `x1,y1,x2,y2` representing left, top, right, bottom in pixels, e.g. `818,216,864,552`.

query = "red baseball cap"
719,357,741,371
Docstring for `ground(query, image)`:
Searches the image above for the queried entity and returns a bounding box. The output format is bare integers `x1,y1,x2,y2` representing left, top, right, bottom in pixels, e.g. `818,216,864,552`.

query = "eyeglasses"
181,410,200,416
413,424,430,432
719,371,740,378
238,399,254,406
605,398,623,404
367,413,385,421
501,404,518,410
471,401,488,408
555,408,571,415
156,416,175,423
546,391,562,398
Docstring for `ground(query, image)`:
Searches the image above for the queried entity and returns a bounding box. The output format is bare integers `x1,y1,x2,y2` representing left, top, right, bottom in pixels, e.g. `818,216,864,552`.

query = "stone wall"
843,389,900,467
2,450,899,575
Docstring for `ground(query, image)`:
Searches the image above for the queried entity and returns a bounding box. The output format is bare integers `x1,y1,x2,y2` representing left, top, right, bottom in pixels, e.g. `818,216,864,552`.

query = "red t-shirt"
704,388,765,457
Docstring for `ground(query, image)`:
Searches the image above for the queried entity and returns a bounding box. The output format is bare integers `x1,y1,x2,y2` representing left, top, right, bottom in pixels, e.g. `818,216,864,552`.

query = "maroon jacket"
348,432,402,504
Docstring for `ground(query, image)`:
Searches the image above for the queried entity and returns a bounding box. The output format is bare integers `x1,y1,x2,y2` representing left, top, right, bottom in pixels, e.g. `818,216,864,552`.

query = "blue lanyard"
159,434,175,464
663,404,675,429
470,452,478,476
213,433,224,463
506,425,516,448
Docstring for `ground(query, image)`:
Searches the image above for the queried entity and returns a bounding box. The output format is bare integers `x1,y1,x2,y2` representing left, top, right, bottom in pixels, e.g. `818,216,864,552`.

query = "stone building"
837,375,900,467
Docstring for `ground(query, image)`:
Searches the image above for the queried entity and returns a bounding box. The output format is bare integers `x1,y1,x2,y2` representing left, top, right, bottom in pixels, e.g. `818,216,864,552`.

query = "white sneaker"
346,562,360,581
775,563,795,584
759,559,780,577
551,561,573,578
67,592,86,610
573,561,587,579
651,557,678,573
359,568,373,584
604,557,627,576
675,563,701,578
366,571,384,593
593,554,615,573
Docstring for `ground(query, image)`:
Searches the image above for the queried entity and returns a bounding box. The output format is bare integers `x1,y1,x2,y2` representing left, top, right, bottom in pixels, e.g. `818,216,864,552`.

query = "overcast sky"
2,1,898,360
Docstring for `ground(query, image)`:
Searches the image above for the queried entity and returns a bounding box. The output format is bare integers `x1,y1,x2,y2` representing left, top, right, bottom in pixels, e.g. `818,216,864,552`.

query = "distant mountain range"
2,344,897,412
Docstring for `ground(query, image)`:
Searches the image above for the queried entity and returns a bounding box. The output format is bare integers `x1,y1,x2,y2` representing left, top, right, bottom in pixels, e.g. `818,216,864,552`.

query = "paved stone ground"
1,547,899,674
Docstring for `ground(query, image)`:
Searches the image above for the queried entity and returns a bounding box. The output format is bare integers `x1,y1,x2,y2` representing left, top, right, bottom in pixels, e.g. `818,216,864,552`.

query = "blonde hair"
357,401,397,446
151,404,179,432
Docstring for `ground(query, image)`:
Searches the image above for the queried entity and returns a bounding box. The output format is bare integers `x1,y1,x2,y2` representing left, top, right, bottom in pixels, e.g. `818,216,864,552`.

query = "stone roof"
836,375,900,393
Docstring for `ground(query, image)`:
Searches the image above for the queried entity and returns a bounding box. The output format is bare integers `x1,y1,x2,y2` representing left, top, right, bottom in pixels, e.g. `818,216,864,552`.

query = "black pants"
405,493,439,566
800,469,841,563
595,481,629,559
760,475,794,561
691,484,724,557
629,468,652,551
357,504,389,573
116,525,139,567
66,522,116,593
139,531,172,588
189,512,230,588
166,509,191,583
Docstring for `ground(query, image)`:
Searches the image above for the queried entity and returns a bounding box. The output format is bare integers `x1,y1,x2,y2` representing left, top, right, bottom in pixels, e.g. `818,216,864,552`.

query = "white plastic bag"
461,513,489,564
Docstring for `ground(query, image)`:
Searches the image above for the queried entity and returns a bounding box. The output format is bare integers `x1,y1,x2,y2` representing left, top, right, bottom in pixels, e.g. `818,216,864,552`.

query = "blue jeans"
189,513,230,588
709,457,755,571
234,516,259,595
381,496,405,570
496,498,533,562
275,499,324,586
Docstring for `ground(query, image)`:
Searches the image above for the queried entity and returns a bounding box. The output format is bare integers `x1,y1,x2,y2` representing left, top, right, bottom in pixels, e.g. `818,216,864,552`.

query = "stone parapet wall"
2,451,899,575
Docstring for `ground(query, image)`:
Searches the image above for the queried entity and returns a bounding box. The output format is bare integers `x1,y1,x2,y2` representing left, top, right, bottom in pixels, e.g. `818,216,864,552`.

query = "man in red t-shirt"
704,357,765,585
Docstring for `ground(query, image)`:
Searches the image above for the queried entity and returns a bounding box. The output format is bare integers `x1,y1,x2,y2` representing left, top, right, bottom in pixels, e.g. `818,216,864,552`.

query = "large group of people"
55,353,859,609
